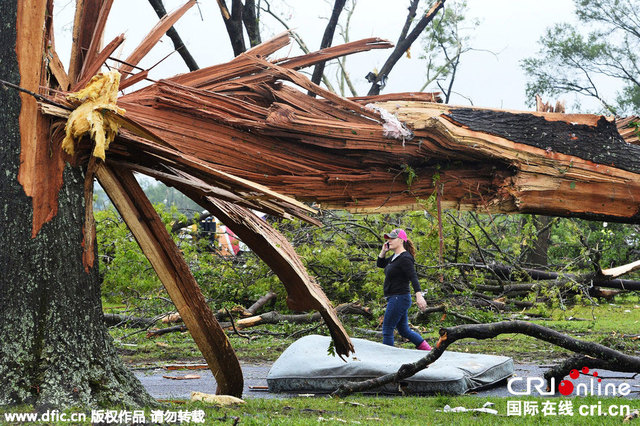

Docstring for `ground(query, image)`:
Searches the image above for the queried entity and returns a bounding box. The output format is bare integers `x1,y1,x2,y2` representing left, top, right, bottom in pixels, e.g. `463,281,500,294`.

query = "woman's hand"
415,291,427,312
378,241,390,258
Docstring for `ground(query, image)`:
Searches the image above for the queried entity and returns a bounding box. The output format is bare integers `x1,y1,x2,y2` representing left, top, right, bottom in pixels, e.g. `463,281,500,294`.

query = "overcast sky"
53,0,609,112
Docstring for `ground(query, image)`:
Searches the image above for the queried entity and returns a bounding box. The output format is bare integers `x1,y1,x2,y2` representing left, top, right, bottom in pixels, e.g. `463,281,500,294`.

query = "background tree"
522,0,640,114
214,0,447,96
308,0,347,95
418,0,479,103
366,0,445,95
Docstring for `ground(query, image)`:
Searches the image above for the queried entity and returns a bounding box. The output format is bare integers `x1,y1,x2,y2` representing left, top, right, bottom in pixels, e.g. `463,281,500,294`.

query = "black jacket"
376,251,421,296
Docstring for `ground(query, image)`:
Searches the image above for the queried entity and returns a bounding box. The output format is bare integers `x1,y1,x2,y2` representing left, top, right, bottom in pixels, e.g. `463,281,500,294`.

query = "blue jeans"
382,294,424,347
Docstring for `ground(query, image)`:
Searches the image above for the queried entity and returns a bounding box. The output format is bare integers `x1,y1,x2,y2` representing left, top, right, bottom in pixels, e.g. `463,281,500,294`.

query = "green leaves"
522,0,640,114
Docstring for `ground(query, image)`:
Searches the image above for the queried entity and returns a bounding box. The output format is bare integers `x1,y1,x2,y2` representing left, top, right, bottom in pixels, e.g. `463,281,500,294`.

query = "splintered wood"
111,37,445,217
109,36,640,223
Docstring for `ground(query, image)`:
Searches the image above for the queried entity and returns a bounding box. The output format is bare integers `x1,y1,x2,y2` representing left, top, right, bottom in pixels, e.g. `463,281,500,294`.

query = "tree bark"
219,0,247,56
523,215,552,267
0,0,153,408
242,0,261,48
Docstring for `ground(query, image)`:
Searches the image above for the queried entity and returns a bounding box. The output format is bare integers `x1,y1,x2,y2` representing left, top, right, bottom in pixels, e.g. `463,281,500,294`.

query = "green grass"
3,395,637,425
418,294,640,362
2,297,638,424
197,395,639,425
108,295,640,366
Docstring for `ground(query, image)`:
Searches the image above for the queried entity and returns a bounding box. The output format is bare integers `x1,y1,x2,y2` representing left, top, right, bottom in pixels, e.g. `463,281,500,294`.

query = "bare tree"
308,0,347,96
367,0,446,95
147,0,200,71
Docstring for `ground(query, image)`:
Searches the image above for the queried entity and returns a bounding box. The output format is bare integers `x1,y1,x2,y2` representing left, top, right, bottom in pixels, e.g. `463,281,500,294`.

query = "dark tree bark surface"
446,109,640,174
308,0,346,95
242,0,261,48
524,215,551,267
223,0,247,56
0,1,154,408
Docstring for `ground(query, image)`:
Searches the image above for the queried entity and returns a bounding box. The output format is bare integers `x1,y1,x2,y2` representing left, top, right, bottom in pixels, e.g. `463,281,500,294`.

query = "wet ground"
135,362,640,400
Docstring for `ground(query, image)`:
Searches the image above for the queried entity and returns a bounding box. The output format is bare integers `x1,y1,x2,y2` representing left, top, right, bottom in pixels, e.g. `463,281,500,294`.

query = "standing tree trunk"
524,215,552,267
0,1,154,408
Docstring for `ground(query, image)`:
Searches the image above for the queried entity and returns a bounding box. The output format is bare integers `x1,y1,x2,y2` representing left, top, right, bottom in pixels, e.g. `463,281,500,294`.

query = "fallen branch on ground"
104,313,159,328
413,304,481,324
544,354,640,392
246,291,277,315
221,303,371,330
147,325,188,338
332,320,640,397
454,262,640,292
146,303,371,337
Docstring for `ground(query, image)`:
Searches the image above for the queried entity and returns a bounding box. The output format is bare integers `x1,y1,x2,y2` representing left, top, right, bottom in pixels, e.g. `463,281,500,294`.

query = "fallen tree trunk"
104,313,158,328
68,31,639,225
457,263,640,292
247,291,277,315
333,320,640,397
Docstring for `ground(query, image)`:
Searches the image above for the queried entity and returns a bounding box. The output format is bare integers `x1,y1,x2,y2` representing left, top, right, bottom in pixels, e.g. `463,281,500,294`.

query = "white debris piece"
438,402,498,415
365,103,413,145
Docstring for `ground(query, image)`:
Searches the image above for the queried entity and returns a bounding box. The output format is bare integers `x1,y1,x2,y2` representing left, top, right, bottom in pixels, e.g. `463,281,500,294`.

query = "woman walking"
377,228,431,350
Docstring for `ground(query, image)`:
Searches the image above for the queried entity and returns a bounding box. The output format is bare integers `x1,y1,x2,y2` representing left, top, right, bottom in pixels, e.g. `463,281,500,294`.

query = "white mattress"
267,335,514,395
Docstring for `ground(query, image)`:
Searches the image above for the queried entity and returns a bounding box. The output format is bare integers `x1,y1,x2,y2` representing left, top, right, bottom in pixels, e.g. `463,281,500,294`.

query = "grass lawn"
2,296,637,424
2,395,637,424
109,294,640,366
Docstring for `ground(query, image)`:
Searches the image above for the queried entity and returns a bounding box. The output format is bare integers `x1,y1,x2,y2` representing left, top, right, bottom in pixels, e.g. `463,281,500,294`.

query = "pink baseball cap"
384,228,407,242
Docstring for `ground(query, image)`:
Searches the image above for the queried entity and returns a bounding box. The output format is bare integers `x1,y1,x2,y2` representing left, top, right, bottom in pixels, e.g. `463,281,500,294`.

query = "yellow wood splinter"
62,70,125,160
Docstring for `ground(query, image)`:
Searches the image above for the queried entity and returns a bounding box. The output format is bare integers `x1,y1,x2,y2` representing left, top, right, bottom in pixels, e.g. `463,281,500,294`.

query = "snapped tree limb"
333,320,640,397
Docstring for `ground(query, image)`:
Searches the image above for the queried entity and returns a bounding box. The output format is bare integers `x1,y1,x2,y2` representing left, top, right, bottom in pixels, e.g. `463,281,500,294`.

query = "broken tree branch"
456,262,640,292
148,303,371,335
147,325,188,338
104,313,159,328
413,304,481,324
333,320,640,397
600,259,640,279
220,303,371,329
544,354,640,392
96,163,243,397
119,0,196,76
247,291,277,315
147,0,199,71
